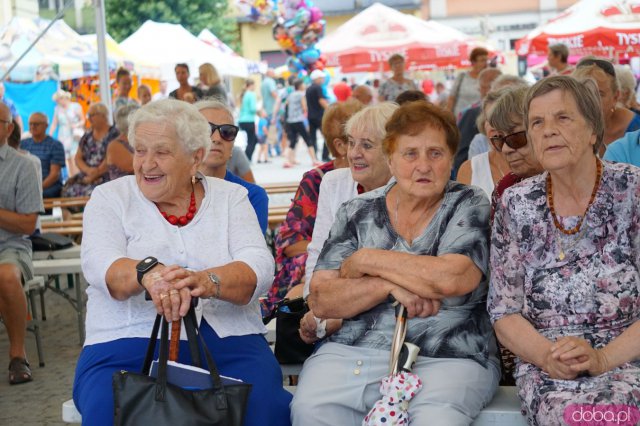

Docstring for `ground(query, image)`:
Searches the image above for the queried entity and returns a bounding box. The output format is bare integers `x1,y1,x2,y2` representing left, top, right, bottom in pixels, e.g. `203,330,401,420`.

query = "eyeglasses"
576,58,615,77
0,119,10,125
209,122,239,141
28,122,47,127
489,131,528,152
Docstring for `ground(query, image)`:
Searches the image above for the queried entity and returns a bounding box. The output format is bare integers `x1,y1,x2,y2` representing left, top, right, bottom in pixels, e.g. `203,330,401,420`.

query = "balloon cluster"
238,0,327,75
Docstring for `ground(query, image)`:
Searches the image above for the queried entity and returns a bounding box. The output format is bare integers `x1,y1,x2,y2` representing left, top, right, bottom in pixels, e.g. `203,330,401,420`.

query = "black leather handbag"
271,297,315,365
113,306,252,426
29,232,73,251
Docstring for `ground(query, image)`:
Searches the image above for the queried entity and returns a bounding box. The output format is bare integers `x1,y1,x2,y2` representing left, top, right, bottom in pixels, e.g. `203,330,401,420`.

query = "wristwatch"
136,256,159,287
207,272,221,299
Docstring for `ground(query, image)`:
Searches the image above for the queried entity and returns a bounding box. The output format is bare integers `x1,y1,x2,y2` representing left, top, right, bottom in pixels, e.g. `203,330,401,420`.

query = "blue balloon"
299,48,320,65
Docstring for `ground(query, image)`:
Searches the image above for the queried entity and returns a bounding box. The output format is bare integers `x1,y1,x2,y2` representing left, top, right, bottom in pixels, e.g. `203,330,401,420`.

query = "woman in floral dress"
61,103,119,197
489,76,640,425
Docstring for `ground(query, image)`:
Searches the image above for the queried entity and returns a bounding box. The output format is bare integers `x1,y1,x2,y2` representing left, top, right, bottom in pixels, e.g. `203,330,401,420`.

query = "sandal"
8,357,32,385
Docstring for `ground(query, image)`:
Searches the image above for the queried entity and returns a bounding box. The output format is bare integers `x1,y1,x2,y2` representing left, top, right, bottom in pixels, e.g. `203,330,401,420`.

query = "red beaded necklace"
546,159,602,235
159,184,197,226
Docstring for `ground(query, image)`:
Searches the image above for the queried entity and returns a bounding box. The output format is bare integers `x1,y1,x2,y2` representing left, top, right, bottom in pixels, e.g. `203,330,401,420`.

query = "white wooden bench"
62,385,526,425
32,257,85,344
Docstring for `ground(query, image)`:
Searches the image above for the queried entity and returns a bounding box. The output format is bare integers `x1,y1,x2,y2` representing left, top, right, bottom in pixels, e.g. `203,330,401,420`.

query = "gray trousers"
291,342,499,426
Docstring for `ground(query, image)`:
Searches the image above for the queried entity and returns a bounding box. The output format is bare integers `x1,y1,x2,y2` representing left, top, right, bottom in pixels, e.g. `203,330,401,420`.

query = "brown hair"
388,54,405,66
383,100,459,156
116,67,130,82
470,47,489,63
395,90,427,105
321,99,364,156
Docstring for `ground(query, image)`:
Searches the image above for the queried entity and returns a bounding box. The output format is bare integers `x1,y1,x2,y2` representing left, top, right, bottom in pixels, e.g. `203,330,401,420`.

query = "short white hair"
128,99,210,153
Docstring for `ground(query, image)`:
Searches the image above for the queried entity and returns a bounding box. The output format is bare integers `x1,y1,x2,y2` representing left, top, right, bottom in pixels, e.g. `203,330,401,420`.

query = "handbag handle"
141,305,231,410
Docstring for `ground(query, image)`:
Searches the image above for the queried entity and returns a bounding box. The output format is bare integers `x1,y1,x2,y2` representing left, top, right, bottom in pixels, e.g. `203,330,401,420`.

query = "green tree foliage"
105,0,240,52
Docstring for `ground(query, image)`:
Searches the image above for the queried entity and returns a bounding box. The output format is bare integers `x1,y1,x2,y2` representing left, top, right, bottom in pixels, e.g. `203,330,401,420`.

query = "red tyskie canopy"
516,0,640,58
317,2,495,72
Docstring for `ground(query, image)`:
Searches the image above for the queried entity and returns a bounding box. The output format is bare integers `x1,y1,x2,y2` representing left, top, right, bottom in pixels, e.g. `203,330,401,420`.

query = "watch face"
137,257,157,273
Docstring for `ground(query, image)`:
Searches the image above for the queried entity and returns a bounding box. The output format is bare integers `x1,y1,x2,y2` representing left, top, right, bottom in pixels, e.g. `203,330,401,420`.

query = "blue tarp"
4,80,58,135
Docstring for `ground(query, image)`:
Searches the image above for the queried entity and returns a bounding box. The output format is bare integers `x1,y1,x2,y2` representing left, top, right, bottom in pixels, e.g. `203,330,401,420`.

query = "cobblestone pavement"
0,285,82,425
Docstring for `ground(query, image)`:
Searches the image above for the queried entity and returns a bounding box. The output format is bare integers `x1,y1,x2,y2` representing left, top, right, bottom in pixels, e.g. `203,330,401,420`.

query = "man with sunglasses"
195,100,268,234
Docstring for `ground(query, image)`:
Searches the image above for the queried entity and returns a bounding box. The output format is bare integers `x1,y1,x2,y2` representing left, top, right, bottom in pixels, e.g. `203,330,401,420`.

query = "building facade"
0,0,38,27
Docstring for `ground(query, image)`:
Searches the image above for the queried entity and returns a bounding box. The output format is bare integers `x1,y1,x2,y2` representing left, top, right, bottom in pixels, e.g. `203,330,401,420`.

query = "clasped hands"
141,265,216,322
543,336,610,379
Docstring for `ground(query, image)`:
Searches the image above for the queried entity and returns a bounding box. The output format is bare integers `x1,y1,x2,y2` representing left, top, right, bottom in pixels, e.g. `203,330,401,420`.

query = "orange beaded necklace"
546,159,603,236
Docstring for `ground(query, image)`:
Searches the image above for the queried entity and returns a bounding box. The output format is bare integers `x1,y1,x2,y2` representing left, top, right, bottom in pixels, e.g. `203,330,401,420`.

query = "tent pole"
94,0,112,122
0,0,74,81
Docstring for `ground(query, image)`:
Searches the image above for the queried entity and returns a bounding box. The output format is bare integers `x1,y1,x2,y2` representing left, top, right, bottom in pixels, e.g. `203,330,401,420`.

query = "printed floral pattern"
61,126,119,197
489,161,640,425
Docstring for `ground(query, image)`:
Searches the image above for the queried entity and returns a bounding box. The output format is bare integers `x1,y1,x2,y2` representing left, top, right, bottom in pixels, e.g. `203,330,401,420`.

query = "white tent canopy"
121,21,249,85
198,29,265,75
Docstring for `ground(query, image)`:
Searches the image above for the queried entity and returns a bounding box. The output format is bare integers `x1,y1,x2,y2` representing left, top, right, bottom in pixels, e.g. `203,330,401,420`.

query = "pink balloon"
309,7,323,23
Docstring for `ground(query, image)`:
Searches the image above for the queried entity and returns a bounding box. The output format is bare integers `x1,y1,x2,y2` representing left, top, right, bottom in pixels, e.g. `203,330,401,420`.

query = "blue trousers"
73,319,292,426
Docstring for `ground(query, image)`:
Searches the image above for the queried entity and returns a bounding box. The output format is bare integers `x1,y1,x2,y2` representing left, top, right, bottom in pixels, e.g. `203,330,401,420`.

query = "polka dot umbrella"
363,303,422,426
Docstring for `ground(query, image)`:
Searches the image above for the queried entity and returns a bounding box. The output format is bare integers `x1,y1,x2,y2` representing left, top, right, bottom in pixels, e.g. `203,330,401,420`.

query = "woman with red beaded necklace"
73,99,292,426
489,76,640,425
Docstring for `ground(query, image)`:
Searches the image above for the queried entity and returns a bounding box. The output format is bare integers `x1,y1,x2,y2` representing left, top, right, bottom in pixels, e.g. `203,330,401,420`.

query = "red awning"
516,0,640,58
318,3,495,72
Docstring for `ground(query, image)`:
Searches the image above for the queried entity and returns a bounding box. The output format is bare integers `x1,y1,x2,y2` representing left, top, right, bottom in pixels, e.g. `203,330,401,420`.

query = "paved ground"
0,282,82,425
0,150,313,424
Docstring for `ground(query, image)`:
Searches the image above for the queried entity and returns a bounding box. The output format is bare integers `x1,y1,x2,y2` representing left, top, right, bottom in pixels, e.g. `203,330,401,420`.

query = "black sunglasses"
209,122,239,141
576,58,615,77
490,130,528,152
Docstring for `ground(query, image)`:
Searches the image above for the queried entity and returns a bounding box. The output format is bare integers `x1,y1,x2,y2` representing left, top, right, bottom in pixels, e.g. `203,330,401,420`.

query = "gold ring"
169,289,179,295
160,293,168,300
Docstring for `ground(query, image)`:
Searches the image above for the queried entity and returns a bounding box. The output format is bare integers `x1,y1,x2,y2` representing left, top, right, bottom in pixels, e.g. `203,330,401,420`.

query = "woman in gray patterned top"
291,100,499,425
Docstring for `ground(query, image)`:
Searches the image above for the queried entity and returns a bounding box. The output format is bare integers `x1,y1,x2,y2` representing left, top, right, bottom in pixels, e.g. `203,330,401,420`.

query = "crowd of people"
1,44,640,426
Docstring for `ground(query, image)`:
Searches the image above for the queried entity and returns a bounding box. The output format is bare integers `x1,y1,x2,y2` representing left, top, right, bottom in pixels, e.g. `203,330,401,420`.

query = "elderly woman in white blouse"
73,99,291,426
297,102,397,341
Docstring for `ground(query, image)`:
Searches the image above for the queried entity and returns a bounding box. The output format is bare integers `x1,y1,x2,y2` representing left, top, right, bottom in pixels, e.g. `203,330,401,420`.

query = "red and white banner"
516,0,640,58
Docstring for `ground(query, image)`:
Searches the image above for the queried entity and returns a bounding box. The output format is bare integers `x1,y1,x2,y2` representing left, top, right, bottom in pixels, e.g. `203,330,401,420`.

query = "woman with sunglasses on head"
456,89,511,198
73,99,291,425
489,76,640,425
572,57,640,153
196,100,269,234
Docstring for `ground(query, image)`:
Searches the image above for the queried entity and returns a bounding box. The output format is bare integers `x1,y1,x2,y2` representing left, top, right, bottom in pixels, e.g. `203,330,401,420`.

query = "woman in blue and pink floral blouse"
489,76,640,425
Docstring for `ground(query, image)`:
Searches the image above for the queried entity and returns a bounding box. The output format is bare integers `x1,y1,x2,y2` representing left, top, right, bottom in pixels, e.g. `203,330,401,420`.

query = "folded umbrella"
363,303,422,426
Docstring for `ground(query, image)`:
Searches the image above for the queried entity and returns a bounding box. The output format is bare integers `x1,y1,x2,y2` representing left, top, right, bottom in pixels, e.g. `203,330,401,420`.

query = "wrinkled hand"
141,265,187,323
339,250,367,279
389,286,440,319
161,265,214,309
552,336,609,377
299,311,320,344
299,311,342,344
